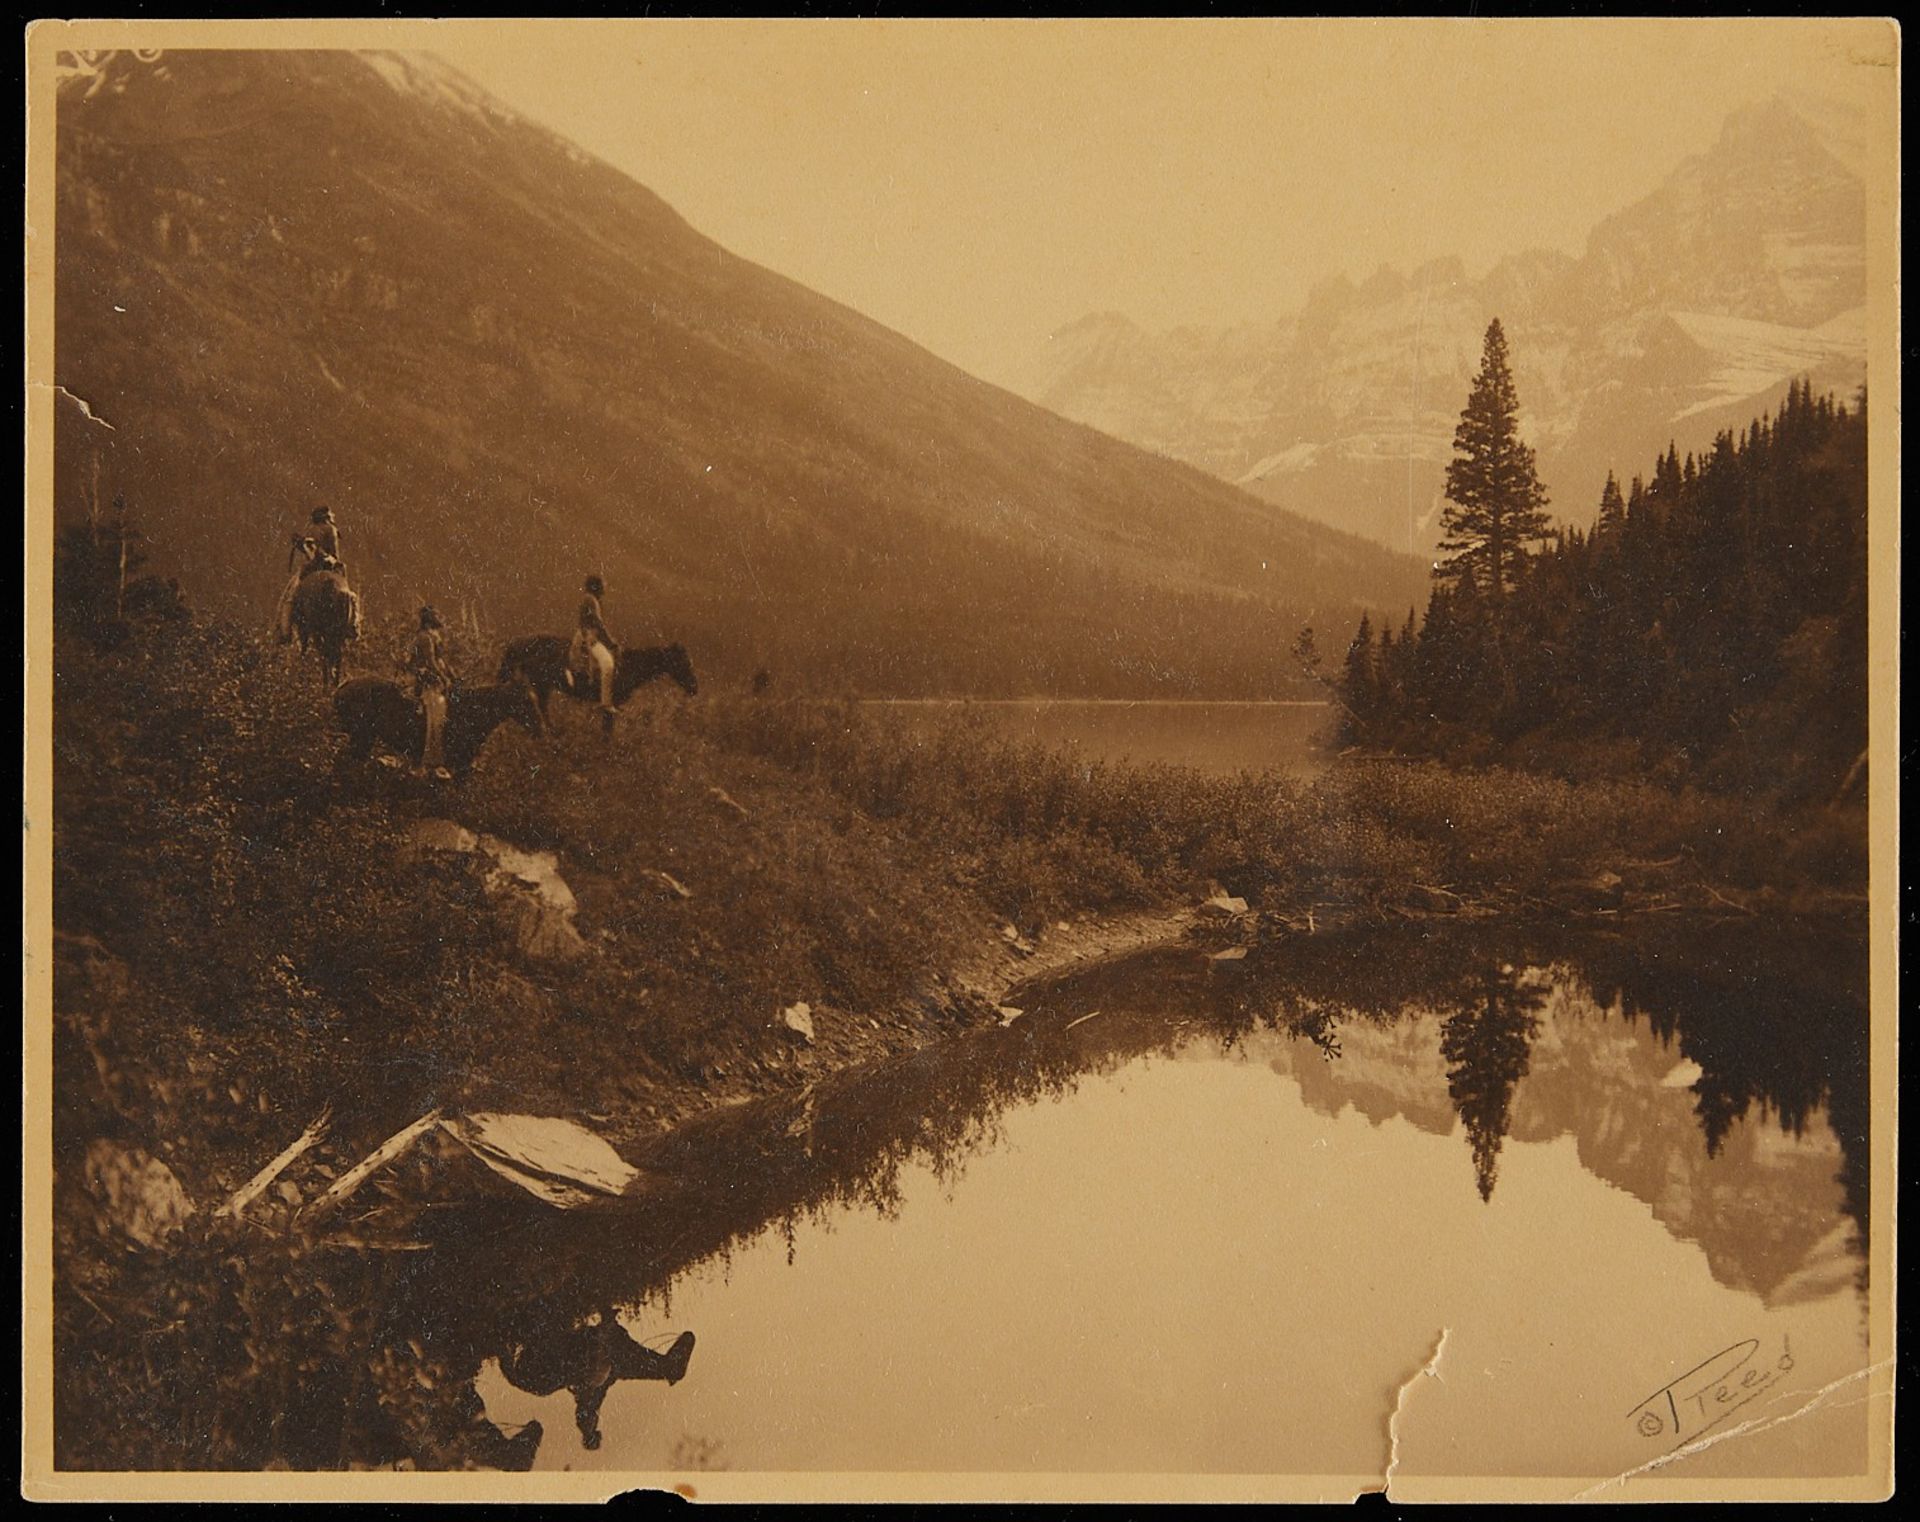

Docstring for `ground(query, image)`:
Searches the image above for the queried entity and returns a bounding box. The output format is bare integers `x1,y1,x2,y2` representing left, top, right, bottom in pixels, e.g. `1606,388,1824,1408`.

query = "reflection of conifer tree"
1691,1079,1750,1160
1440,967,1547,1201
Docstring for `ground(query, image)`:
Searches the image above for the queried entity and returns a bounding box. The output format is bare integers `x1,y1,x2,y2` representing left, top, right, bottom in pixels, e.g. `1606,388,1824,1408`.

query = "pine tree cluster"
1340,375,1867,801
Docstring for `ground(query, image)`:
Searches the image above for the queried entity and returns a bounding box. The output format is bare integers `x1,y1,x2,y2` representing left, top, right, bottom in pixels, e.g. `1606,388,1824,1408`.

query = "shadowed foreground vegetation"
50,580,1866,1469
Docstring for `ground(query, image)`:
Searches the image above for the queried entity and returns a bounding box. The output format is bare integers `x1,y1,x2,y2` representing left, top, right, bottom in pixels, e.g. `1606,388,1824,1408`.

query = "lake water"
858,700,1334,776
457,921,1872,1490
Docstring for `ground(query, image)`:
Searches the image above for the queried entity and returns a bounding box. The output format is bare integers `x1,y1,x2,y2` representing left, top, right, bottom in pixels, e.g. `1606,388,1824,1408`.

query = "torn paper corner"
1375,1325,1450,1499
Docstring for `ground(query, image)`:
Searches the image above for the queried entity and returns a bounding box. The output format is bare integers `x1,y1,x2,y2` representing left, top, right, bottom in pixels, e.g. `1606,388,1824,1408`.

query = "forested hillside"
1340,378,1868,803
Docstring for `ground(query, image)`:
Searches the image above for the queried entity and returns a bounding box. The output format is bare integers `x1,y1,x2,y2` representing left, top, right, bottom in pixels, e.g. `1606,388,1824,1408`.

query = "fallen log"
299,1110,443,1225
219,1106,332,1220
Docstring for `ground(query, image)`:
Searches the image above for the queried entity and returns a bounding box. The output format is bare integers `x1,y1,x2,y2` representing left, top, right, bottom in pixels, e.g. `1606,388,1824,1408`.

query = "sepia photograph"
22,16,1899,1503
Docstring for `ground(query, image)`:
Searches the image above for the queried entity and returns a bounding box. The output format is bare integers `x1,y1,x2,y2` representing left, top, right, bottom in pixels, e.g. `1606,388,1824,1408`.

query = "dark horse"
290,569,360,688
332,678,542,778
496,637,697,732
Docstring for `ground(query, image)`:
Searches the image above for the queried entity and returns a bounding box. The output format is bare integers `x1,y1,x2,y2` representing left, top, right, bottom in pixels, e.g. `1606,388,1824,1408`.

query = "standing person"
275,534,317,643
569,574,620,716
408,605,456,780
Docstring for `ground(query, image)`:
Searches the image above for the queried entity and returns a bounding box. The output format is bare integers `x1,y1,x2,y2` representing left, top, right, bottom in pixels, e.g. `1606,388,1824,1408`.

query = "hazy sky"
429,18,1891,386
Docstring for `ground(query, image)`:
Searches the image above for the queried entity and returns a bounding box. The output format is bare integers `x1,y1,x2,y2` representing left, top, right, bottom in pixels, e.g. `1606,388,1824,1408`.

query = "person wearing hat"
408,604,456,779
569,574,620,716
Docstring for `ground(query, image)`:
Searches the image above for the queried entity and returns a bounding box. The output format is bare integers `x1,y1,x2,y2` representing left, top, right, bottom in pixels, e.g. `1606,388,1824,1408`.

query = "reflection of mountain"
1006,99,1868,557
1264,969,1856,1307
1272,1011,1453,1136
1510,986,1852,1308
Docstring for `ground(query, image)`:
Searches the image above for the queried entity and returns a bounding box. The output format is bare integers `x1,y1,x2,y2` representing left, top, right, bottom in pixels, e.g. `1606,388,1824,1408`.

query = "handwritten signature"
1627,1336,1796,1451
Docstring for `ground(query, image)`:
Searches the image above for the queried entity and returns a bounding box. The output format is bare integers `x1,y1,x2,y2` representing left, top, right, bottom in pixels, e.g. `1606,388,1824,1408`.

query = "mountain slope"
1007,98,1868,556
51,48,1428,698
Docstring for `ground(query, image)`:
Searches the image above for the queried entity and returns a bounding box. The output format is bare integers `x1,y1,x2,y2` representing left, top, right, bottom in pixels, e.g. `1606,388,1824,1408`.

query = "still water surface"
466,924,1870,1485
858,699,1333,775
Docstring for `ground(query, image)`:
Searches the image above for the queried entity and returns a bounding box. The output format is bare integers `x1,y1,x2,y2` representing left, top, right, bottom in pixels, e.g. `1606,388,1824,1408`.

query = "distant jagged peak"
1357,263,1407,303
1719,93,1818,143
1409,255,1470,291
1703,92,1861,179
1301,269,1358,317
1779,86,1872,178
1481,247,1577,316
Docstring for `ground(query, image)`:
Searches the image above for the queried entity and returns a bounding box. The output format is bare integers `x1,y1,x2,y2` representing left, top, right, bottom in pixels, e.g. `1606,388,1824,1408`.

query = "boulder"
406,820,587,961
781,1002,816,1044
439,1112,638,1208
82,1139,193,1249
494,889,589,961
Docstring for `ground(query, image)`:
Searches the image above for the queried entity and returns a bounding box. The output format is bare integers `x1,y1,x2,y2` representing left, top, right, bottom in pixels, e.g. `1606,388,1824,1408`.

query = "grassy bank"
47,609,1866,1468
685,691,1867,921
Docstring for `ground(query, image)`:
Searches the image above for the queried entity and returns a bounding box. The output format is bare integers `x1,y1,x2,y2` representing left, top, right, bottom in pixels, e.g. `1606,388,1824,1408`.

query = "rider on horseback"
306,506,344,577
290,506,361,643
409,605,456,780
569,575,619,716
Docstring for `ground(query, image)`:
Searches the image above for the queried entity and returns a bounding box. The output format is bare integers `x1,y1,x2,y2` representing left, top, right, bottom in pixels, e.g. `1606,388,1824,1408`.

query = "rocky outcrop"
404,820,587,962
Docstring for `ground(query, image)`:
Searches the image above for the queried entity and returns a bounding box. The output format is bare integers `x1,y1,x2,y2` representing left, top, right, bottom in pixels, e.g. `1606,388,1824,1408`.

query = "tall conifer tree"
1438,318,1552,602
1596,472,1627,542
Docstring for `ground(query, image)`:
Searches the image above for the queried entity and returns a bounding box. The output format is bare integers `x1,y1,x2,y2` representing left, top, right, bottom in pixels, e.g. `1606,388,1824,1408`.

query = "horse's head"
665,642,698,697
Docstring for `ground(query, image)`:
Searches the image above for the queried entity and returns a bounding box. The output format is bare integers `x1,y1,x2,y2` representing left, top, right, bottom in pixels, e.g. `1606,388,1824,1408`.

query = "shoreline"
595,874,1860,1166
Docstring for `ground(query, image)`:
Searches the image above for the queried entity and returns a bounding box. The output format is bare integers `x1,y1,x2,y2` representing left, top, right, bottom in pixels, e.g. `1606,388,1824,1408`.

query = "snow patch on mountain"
1239,442,1321,481
1667,307,1867,421
359,52,524,129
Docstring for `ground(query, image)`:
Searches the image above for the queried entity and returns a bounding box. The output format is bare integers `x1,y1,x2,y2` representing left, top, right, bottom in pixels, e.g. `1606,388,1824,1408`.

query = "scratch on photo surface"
1573,1357,1893,1500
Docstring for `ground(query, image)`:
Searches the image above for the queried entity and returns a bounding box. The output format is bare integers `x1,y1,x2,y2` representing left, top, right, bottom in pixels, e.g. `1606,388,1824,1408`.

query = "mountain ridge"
1007,96,1868,556
54,48,1428,697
